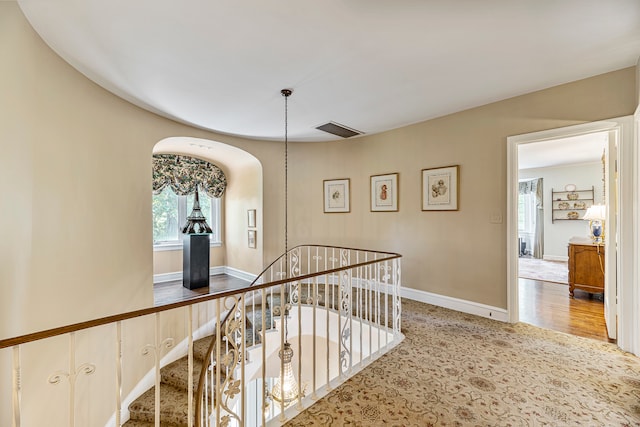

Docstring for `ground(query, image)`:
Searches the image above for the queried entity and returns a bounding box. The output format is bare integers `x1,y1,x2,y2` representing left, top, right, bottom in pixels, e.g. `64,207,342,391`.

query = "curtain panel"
152,154,227,198
520,178,544,259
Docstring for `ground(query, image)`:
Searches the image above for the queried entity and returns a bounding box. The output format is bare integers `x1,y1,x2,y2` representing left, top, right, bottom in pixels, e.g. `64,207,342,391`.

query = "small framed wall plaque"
248,230,257,248
422,165,459,211
323,178,350,213
247,209,256,228
370,173,398,212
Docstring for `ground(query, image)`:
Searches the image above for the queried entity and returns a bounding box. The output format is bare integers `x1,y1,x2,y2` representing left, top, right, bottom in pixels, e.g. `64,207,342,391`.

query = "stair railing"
193,245,402,426
0,244,401,427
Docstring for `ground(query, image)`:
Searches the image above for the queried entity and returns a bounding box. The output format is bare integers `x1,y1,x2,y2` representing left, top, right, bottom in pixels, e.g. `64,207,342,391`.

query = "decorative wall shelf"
551,186,594,223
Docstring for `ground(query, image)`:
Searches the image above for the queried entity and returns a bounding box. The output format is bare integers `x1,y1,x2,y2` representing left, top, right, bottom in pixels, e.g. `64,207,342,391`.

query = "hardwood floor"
518,278,611,342
153,274,251,306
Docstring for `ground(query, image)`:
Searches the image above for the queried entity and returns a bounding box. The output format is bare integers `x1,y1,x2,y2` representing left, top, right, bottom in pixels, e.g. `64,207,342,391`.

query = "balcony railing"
0,245,402,427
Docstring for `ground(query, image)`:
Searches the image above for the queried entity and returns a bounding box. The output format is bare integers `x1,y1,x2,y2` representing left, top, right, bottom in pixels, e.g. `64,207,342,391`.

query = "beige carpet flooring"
286,299,640,426
519,257,568,284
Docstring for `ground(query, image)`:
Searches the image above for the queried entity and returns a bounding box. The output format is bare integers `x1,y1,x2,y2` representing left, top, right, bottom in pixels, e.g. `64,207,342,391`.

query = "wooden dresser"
568,237,604,297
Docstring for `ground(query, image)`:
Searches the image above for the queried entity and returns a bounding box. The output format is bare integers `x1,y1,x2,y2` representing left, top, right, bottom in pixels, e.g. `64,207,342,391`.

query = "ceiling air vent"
315,122,363,138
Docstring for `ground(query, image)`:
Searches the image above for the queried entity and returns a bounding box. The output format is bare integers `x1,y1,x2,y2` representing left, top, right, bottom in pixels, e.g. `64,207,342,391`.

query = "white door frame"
631,107,640,355
506,116,636,353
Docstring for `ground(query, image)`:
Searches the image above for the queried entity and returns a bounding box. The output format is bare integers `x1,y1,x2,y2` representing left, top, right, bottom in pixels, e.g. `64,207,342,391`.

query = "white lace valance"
152,154,227,198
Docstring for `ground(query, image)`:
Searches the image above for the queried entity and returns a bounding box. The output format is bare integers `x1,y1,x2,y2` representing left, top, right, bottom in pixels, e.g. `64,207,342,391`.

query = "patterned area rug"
286,300,640,426
519,257,568,284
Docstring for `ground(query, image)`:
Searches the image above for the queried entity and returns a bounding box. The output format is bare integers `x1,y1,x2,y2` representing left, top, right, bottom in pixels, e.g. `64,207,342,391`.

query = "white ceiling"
18,0,640,142
518,132,608,170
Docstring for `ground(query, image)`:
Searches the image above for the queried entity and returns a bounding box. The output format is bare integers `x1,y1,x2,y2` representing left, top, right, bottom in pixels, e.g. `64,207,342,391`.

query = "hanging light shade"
270,342,299,405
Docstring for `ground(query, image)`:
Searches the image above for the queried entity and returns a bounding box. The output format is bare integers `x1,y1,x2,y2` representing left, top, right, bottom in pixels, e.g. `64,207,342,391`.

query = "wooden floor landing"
153,274,250,306
519,278,610,343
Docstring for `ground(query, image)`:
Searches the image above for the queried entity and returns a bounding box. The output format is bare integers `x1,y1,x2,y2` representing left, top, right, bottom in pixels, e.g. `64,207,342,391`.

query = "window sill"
153,241,222,252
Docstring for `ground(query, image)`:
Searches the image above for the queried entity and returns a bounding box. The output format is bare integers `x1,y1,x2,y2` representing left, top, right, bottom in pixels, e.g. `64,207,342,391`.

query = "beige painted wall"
287,67,636,309
0,6,279,425
224,163,264,273
0,3,283,340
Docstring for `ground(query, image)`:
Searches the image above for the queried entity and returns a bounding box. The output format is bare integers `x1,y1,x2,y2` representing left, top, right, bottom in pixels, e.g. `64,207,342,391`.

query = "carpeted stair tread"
128,383,193,426
193,336,213,361
161,357,205,391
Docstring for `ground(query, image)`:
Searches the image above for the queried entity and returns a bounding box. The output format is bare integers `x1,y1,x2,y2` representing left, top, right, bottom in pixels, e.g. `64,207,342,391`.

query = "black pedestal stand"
183,234,210,289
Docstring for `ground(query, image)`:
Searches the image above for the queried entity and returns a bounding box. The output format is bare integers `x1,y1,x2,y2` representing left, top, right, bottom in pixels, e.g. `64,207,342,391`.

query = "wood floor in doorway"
519,278,610,342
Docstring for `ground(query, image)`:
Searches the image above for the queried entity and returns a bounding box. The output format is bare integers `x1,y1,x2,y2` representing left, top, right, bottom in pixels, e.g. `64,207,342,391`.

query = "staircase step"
193,336,212,361
161,357,204,391
127,383,193,426
126,335,226,426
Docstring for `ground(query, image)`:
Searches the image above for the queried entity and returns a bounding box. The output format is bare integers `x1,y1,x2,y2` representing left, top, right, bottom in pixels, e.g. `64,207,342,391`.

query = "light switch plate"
490,213,503,224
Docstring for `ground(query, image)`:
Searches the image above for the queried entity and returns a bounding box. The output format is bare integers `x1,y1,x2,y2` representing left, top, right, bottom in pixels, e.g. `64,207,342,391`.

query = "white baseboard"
401,286,509,322
224,266,258,282
153,271,183,283
543,255,568,262
153,266,254,284
296,276,507,323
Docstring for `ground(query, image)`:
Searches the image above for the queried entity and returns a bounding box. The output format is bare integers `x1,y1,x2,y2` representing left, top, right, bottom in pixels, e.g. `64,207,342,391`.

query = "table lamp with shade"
583,204,606,243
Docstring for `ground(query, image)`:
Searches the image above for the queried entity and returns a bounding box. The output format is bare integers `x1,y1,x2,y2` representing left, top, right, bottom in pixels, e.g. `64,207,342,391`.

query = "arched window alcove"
151,137,264,291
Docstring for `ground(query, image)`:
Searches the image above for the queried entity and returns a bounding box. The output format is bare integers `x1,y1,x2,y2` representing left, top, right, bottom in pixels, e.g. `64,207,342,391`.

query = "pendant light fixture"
270,88,300,407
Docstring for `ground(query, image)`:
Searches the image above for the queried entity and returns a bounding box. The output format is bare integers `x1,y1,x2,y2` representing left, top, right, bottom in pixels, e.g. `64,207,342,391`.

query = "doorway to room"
506,118,636,347
516,132,610,341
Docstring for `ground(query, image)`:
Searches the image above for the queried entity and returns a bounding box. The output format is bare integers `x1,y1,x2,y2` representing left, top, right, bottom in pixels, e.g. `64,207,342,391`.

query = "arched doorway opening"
151,137,263,297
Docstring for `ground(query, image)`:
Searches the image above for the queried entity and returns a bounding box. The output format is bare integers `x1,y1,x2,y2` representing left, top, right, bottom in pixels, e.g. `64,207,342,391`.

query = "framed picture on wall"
370,173,398,212
248,230,257,248
247,209,256,228
422,165,459,211
323,178,350,213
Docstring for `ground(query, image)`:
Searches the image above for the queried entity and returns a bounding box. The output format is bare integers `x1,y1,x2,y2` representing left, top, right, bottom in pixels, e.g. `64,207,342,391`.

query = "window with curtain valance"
152,154,227,247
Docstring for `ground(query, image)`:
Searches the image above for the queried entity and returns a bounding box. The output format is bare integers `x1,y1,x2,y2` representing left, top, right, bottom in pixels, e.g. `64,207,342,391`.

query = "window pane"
153,188,180,242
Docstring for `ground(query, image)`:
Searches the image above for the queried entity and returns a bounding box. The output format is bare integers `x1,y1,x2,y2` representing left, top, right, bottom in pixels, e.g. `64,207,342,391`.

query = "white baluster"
187,306,194,427
12,346,21,427
311,279,317,400
115,322,122,427
261,288,267,427
47,332,96,427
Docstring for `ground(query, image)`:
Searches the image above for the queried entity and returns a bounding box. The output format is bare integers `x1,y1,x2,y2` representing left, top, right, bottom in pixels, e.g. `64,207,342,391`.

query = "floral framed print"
422,165,459,211
370,173,398,212
323,178,350,213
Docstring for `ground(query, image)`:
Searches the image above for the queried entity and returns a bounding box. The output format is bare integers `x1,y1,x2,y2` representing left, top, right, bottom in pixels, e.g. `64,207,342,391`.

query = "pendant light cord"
281,88,292,345
281,89,292,261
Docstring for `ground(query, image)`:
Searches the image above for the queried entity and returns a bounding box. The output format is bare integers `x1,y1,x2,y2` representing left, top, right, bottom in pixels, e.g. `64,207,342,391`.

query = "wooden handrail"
0,245,399,349
1,245,401,426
